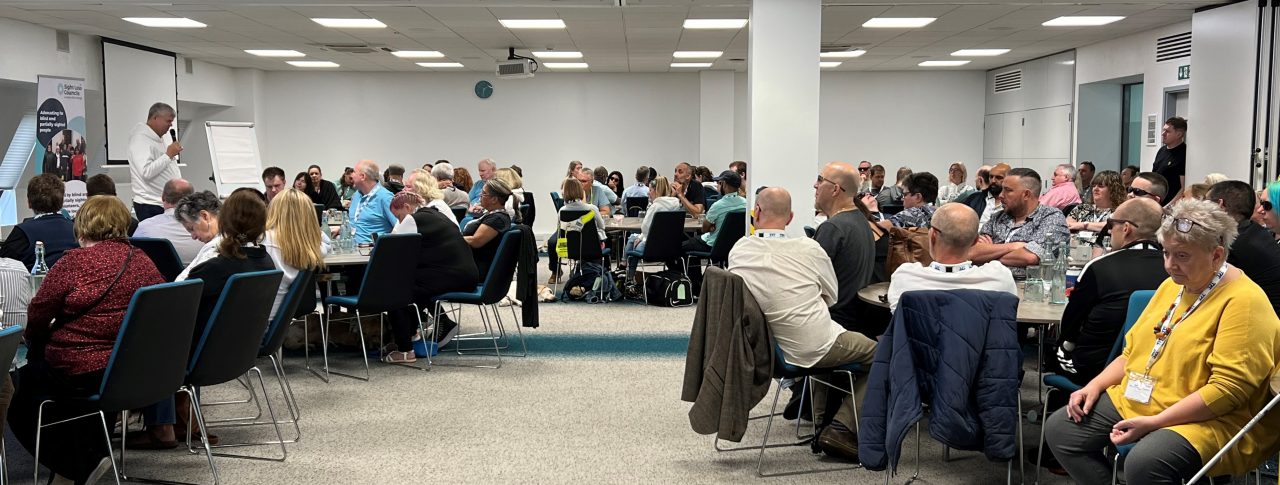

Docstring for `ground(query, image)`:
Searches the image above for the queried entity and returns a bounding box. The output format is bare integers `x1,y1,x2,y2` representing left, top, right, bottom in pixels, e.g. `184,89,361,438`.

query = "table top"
857,281,1064,325
603,216,703,232
324,252,370,266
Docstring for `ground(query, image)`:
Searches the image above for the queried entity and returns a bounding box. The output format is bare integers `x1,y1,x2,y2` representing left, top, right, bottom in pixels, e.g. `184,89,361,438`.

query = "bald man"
133,178,202,263
886,203,1016,312
813,162,876,333
728,187,877,463
961,162,1010,228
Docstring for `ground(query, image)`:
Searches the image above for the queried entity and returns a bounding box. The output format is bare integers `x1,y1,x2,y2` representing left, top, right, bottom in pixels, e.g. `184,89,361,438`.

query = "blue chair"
432,228,523,368
322,233,423,380
550,191,564,211
129,237,184,282
0,324,23,481
35,280,204,485
1034,290,1154,484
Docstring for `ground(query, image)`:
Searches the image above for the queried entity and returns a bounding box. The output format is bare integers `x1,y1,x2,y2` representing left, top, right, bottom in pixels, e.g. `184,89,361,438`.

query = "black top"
1228,220,1280,317
1054,240,1167,385
187,246,277,341
1153,143,1186,205
814,210,876,334
410,207,480,298
463,210,512,278
682,180,706,212
0,213,77,270
310,180,344,210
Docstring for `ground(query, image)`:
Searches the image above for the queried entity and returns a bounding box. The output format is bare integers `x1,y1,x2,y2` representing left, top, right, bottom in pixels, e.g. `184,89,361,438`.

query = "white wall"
0,18,102,88
984,51,1076,184
178,57,236,107
1188,2,1258,184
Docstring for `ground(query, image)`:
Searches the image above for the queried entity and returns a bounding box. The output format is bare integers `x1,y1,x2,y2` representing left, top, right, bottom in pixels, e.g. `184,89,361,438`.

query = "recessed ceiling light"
532,51,583,59
311,18,386,28
545,62,589,69
952,49,1010,56
417,62,464,68
499,19,566,29
392,51,444,58
673,51,723,59
863,18,936,28
288,61,339,68
683,19,748,29
1042,16,1124,26
821,49,866,58
1061,60,1076,65
245,49,305,57
820,61,843,68
919,60,970,67
671,62,713,68
122,17,206,28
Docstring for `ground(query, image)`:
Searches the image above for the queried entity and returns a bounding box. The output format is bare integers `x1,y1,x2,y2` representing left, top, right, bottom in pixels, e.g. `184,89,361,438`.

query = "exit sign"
1178,65,1190,80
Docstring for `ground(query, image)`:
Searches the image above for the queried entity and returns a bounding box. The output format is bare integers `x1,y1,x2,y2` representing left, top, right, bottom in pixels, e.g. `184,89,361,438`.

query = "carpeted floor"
4,276,1080,484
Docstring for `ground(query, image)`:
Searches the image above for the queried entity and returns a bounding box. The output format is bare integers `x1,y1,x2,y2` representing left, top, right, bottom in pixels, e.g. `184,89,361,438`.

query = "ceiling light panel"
671,62,713,68
417,62,464,68
863,18,936,28
288,61,339,68
951,49,1010,56
1042,16,1124,27
683,19,748,29
673,51,723,59
499,19,566,29
919,60,970,67
311,18,386,28
545,62,589,69
392,51,444,58
245,50,305,57
532,51,583,59
122,17,206,28
821,50,866,58
820,61,843,68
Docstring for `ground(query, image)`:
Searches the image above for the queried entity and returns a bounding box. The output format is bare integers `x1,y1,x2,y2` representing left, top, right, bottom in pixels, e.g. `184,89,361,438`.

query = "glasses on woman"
1262,200,1274,212
1172,217,1205,234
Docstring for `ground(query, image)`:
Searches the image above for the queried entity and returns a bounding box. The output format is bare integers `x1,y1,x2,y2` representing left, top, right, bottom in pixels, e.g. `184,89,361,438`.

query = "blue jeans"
624,234,645,280
144,396,176,426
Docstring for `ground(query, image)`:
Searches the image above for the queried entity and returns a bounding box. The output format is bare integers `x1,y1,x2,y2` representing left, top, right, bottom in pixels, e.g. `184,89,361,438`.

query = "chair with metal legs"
34,280,203,485
321,233,423,380
554,210,610,302
431,228,524,368
0,325,24,484
624,211,688,302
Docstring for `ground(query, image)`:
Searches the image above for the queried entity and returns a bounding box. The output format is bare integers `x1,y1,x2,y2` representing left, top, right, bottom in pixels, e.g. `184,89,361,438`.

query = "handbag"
27,247,135,362
886,226,932,278
644,269,694,307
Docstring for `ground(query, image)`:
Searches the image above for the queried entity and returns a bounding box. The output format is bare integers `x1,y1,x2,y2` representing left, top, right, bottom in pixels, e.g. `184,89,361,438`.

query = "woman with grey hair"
432,162,470,208
173,190,223,280
1045,199,1280,484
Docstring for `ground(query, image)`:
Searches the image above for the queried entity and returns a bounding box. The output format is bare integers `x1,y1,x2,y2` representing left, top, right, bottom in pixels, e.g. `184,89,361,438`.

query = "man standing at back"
1208,180,1280,316
729,187,877,462
128,102,183,221
348,160,397,243
813,162,875,334
134,178,202,263
1153,117,1187,205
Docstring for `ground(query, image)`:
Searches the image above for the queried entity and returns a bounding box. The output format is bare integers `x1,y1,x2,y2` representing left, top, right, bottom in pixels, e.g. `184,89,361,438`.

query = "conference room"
0,0,1277,483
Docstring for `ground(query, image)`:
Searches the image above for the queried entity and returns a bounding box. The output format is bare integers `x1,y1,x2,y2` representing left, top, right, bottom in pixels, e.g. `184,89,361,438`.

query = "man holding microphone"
128,102,182,221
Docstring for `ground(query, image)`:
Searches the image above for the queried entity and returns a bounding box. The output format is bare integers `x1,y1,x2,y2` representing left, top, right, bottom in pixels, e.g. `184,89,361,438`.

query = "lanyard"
352,190,377,221
1145,262,1228,374
930,261,973,273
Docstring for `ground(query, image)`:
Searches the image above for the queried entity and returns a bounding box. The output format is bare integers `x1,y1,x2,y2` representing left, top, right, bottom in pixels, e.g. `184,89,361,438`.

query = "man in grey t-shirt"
813,162,876,335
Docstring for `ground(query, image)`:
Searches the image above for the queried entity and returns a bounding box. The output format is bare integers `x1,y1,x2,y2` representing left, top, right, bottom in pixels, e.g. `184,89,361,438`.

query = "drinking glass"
1024,265,1045,303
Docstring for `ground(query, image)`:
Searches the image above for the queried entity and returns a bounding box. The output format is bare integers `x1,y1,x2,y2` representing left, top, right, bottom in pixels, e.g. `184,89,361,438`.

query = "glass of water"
1024,265,1045,302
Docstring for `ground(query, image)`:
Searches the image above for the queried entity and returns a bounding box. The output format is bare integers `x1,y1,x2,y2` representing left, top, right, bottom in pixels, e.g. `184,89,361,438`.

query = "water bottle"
1049,242,1069,305
30,241,49,291
338,215,354,254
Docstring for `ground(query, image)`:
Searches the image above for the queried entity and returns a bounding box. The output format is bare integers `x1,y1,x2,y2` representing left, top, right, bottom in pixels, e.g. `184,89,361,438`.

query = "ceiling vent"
993,69,1022,94
821,44,855,53
1156,32,1191,62
318,43,385,54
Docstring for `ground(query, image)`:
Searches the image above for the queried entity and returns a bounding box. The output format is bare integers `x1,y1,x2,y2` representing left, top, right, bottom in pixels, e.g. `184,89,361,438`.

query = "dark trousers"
681,237,712,289
9,360,110,482
1045,394,1202,484
133,202,164,222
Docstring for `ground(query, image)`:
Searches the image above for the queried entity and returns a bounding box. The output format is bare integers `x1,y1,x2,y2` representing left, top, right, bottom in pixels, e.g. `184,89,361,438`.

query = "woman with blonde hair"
622,176,681,282
545,176,604,284
494,167,525,220
401,168,455,226
262,189,329,319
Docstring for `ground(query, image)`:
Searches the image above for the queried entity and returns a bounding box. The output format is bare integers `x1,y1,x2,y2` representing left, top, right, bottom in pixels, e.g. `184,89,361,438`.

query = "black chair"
521,191,536,228
130,237,184,282
625,196,649,217
35,280,204,485
432,228,524,368
687,210,747,268
804,226,816,238
557,209,610,301
313,203,325,225
1062,203,1078,217
451,207,468,226
322,233,423,380
625,211,688,300
550,191,564,211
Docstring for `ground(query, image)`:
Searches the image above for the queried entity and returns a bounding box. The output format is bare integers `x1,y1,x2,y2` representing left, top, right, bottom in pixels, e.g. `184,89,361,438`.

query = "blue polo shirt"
349,184,396,243
469,179,487,205
701,193,746,246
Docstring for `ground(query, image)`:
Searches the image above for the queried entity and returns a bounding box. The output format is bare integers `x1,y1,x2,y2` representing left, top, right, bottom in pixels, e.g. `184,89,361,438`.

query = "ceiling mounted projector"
496,47,537,79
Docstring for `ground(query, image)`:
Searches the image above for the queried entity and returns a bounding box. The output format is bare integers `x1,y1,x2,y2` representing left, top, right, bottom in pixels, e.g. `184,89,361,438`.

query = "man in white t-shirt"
728,187,876,463
888,202,1017,312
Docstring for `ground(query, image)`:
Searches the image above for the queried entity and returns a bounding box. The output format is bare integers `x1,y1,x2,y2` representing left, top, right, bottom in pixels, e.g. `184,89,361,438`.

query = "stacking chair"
803,226,816,238
129,237,184,282
35,280,203,485
322,233,422,380
556,209,610,301
624,196,649,217
0,324,23,482
624,211,688,301
432,228,523,368
1033,290,1153,484
686,209,747,269
451,207,468,226
550,191,564,211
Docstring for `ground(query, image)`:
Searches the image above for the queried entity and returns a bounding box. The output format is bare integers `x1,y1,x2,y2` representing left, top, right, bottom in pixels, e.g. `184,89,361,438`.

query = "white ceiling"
0,0,1218,72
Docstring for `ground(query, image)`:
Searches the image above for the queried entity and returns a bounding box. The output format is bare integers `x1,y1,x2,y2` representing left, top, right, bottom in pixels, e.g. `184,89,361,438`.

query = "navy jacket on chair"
858,289,1021,472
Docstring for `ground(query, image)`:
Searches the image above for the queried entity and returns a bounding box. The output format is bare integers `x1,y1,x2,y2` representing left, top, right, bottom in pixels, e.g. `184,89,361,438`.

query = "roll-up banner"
36,75,88,215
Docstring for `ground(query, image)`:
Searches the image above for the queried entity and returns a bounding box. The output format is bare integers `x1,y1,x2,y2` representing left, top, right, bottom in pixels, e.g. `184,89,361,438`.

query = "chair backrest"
550,191,565,211
98,280,204,412
129,237,184,282
0,326,23,377
451,207,468,225
642,211,688,263
261,269,315,356
708,210,747,264
804,226,816,238
1108,290,1155,363
352,233,421,313
559,209,604,261
477,228,523,304
187,270,283,386
314,203,325,225
625,197,649,217
1062,203,1078,217
521,190,536,228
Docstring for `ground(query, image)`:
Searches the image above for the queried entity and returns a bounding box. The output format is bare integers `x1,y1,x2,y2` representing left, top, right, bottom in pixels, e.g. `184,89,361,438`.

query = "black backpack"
644,269,694,307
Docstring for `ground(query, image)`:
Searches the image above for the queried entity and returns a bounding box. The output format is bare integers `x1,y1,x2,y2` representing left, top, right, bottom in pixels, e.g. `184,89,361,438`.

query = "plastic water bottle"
338,215,354,254
30,241,49,291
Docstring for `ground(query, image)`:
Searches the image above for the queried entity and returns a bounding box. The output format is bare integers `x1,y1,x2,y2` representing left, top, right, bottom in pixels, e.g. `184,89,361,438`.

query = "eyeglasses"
1171,217,1205,234
1262,200,1274,212
1108,218,1136,230
1127,187,1151,197
858,167,870,173
816,174,845,192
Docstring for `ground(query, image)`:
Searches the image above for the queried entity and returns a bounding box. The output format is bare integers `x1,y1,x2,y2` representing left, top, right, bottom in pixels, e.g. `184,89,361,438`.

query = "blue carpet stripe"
521,333,688,356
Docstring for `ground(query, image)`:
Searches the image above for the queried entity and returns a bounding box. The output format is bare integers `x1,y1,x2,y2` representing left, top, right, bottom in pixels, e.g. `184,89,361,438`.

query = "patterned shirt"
1067,203,1113,223
981,204,1070,278
889,204,936,228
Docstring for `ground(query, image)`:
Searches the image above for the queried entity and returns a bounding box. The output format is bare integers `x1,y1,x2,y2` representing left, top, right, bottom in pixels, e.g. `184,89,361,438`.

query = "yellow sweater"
1107,273,1280,475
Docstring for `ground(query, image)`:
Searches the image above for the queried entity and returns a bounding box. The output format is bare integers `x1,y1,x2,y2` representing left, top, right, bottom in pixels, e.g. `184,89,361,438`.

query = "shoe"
816,421,860,463
83,456,114,484
1026,444,1068,476
434,319,460,347
382,350,416,363
782,392,813,422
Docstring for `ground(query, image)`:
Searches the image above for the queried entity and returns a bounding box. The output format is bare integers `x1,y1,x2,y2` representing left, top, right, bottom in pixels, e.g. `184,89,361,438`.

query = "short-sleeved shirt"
889,204,936,228
1153,143,1186,204
980,203,1070,278
683,180,707,211
349,184,397,243
463,210,512,276
701,193,746,246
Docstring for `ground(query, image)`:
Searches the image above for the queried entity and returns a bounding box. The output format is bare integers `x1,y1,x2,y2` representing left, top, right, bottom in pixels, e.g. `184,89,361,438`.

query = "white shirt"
728,230,845,368
176,235,220,281
0,257,31,328
887,260,1018,312
262,229,330,320
638,196,682,243
127,122,181,206
939,183,975,204
133,207,204,264
979,193,1001,229
392,213,417,235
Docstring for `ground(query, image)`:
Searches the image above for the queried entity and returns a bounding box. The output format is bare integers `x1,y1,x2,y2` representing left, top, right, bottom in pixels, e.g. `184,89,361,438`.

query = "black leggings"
9,360,109,482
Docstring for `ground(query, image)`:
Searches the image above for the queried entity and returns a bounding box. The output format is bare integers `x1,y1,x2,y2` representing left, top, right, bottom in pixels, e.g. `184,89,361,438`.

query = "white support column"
748,0,821,236
699,70,735,169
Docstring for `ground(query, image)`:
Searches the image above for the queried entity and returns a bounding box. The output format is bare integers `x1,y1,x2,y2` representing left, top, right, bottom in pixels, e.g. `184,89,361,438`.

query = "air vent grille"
55,31,69,53
319,43,383,54
993,69,1022,94
1156,32,1192,62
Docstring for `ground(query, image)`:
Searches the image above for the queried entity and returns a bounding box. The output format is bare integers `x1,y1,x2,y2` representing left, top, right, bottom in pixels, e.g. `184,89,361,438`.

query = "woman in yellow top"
1045,198,1280,483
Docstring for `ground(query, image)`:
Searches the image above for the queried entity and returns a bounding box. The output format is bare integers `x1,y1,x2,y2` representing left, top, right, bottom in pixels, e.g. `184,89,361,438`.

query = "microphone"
169,128,179,162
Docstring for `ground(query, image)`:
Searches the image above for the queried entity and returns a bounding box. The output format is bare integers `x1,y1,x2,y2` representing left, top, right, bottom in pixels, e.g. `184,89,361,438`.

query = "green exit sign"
1178,65,1190,80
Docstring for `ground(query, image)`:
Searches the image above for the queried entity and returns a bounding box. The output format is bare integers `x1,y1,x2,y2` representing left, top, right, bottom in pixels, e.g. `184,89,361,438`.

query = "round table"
856,281,1064,325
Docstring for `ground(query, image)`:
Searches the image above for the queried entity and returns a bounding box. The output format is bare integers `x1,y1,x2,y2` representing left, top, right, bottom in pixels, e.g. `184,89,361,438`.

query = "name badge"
1124,372,1156,404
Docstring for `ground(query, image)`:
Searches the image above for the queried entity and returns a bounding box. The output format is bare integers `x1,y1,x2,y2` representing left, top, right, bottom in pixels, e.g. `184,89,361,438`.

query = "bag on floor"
644,270,694,307
561,262,621,303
